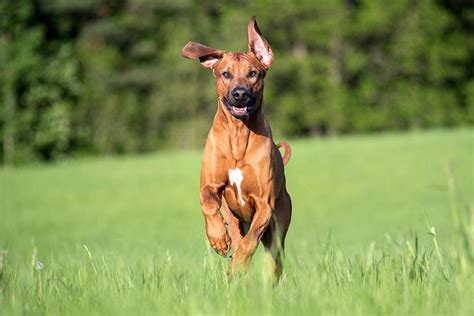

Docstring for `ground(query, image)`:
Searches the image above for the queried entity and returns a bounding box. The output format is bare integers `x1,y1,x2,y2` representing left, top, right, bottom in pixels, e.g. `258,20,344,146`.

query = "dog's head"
181,17,273,120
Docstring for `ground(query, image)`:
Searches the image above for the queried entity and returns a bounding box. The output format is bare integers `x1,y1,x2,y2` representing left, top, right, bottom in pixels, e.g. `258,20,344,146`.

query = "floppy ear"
247,16,273,69
181,42,224,69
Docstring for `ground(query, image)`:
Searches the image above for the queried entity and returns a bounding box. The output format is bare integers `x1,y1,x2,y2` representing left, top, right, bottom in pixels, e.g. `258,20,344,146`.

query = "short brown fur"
181,17,292,279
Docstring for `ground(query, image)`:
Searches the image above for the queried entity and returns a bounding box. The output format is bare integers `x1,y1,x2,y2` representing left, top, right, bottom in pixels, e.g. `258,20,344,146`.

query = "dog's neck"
216,99,272,162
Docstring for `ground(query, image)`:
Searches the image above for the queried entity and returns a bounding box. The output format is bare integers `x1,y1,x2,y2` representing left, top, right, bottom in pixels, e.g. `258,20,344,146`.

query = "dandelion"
35,260,44,271
0,250,7,270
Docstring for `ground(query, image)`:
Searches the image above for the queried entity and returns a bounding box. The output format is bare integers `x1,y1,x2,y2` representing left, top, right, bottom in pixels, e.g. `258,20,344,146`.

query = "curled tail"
277,141,292,165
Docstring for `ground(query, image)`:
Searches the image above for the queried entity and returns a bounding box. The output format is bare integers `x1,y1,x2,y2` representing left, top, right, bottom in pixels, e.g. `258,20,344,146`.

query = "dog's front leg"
229,199,272,272
200,185,231,256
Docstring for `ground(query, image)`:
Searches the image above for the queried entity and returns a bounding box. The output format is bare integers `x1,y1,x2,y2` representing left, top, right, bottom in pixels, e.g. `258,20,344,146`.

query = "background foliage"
0,0,472,163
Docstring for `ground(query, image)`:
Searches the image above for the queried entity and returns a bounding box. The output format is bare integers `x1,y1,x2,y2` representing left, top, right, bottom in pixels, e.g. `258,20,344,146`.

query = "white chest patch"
228,168,245,206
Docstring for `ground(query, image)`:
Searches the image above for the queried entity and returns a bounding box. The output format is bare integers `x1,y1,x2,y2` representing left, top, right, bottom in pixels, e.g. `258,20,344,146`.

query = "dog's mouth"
223,97,255,119
231,106,248,117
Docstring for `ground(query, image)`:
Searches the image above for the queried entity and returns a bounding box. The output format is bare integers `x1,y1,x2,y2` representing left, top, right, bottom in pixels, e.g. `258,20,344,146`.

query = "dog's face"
181,17,273,120
213,52,266,118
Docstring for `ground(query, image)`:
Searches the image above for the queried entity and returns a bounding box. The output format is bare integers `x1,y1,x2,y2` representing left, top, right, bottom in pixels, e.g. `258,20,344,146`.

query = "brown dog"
181,17,292,278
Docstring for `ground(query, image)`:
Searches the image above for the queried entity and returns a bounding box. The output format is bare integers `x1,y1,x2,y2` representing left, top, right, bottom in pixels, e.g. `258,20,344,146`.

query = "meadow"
0,128,473,315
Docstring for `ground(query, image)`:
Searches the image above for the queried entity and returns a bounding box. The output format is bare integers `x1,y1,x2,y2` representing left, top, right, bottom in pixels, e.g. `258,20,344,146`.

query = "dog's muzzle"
223,87,256,119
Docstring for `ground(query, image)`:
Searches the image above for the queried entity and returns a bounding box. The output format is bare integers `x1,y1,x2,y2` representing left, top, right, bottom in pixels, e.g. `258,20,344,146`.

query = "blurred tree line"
0,0,472,164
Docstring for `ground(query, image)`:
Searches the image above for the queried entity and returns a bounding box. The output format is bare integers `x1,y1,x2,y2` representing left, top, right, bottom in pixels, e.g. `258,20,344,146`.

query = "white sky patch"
228,168,245,205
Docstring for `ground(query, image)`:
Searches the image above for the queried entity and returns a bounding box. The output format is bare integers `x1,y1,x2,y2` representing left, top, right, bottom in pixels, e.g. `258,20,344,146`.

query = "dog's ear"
247,16,273,69
181,42,224,69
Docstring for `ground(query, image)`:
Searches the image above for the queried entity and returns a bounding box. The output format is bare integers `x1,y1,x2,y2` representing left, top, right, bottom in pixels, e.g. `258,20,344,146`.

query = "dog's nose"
231,87,250,102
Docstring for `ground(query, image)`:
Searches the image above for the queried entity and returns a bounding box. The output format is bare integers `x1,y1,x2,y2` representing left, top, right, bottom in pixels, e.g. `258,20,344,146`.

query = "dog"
181,17,292,279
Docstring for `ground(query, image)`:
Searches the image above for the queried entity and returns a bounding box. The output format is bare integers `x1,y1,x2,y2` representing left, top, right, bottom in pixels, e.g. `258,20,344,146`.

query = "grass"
0,128,473,315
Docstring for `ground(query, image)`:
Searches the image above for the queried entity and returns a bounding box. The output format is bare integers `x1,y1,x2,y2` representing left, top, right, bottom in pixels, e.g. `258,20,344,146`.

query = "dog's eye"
248,70,258,78
222,71,232,79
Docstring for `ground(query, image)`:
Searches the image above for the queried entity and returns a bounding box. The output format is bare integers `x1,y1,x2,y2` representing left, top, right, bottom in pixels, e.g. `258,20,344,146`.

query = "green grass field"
1,128,473,315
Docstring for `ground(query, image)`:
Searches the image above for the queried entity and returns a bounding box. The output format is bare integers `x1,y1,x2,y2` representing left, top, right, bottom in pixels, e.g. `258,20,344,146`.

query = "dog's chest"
224,166,258,221
228,167,245,205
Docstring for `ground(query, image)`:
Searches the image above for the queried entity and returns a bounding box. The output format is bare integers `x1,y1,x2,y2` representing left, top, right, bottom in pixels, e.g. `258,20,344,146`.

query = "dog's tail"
277,141,292,165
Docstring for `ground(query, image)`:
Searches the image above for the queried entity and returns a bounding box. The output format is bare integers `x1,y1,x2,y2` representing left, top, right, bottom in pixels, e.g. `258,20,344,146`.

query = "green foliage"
0,0,472,163
0,129,473,314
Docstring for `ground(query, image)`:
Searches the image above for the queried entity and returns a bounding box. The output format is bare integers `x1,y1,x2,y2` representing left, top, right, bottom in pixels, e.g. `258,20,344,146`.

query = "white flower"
35,261,44,270
0,250,7,270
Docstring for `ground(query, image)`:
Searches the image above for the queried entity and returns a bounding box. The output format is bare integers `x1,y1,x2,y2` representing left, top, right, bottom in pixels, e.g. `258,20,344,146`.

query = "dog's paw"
227,253,250,274
207,231,231,257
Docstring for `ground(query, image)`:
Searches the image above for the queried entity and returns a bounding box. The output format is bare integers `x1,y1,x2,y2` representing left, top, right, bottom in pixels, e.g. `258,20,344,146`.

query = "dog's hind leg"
261,189,292,280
